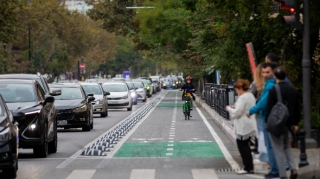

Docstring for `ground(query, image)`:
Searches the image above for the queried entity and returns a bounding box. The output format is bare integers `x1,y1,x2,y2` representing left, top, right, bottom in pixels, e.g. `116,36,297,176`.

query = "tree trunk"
40,42,55,74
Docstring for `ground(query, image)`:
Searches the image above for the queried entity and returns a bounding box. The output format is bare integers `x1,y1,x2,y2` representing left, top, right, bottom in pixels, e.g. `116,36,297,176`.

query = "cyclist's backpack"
266,84,289,136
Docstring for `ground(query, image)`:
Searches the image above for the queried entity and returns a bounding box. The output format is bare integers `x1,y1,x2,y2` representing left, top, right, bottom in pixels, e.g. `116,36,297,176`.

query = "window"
0,83,36,103
50,87,83,100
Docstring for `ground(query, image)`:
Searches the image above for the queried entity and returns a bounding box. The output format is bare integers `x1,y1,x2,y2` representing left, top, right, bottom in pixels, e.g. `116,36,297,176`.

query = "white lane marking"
168,141,174,143
169,138,174,140
132,138,147,140
169,135,174,137
196,107,240,170
106,92,167,158
167,148,173,151
66,170,96,179
191,169,218,179
166,153,173,156
130,169,155,179
167,144,174,147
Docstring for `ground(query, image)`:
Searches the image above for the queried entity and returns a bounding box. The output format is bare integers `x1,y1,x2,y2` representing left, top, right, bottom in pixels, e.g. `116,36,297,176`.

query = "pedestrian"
246,62,279,179
266,66,299,179
265,53,291,85
250,64,269,163
226,79,257,174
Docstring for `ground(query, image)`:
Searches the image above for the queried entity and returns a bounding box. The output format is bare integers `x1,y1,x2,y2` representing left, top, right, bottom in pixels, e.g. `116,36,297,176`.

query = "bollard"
298,129,309,167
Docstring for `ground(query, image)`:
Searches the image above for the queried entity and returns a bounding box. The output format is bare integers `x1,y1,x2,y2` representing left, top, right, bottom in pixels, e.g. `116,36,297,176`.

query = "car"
131,81,147,102
101,82,133,111
48,83,95,131
112,78,125,82
0,79,57,158
0,73,62,96
125,82,138,105
132,79,153,97
139,77,156,94
150,76,161,92
80,83,109,117
0,95,25,178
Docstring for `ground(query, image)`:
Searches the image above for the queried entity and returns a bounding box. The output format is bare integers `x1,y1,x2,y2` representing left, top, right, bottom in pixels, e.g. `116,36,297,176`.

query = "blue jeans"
263,122,279,174
256,117,269,162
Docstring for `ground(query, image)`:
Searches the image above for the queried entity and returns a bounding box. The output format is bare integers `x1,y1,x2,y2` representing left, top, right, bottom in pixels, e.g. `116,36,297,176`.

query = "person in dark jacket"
266,66,299,179
180,76,196,108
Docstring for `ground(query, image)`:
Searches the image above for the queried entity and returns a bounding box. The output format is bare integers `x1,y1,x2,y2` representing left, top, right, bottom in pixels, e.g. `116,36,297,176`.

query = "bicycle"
182,91,193,120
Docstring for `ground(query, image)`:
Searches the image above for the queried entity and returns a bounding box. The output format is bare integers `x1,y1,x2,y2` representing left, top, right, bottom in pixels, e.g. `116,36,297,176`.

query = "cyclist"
180,76,196,109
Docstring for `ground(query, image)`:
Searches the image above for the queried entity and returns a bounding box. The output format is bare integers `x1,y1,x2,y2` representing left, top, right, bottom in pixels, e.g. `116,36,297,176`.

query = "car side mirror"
88,96,95,102
13,112,25,122
87,93,94,97
104,92,110,96
44,95,55,106
50,90,61,96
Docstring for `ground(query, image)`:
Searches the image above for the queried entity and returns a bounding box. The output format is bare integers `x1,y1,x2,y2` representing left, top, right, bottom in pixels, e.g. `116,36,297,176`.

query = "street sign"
80,63,85,69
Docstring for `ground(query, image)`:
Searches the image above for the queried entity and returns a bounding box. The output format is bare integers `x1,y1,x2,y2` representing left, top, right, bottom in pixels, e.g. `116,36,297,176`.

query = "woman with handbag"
226,79,257,174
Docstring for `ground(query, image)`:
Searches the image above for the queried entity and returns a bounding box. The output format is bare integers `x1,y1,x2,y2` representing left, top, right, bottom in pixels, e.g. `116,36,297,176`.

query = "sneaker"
236,170,248,175
265,173,279,179
290,169,298,179
254,159,268,164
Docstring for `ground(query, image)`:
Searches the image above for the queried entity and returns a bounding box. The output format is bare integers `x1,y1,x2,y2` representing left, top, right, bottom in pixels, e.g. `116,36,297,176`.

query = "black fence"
204,83,237,120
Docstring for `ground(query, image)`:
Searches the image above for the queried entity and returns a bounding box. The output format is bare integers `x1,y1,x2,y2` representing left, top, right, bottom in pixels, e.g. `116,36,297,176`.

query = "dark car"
0,95,25,178
49,83,95,131
0,73,61,96
0,79,57,158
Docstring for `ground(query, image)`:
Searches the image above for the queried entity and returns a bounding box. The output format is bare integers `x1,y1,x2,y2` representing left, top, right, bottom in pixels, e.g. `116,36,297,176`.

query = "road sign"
80,63,85,69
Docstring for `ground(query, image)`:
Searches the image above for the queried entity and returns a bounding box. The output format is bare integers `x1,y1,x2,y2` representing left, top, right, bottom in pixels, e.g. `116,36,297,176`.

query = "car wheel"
48,119,57,153
142,99,146,102
82,115,91,131
90,119,93,129
2,163,17,178
34,123,48,158
133,101,137,105
127,106,132,111
100,110,107,117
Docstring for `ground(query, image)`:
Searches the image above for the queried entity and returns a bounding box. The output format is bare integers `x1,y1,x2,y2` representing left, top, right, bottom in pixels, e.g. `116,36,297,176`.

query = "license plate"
110,101,119,104
57,120,68,125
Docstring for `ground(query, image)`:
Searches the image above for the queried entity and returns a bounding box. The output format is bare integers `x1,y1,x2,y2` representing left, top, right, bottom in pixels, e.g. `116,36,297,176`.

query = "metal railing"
204,83,237,120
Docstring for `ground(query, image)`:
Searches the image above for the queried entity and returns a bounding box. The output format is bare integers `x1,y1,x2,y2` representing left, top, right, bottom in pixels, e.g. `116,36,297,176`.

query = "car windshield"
0,83,36,103
82,85,102,95
133,82,143,88
102,84,127,92
50,87,83,100
126,83,135,89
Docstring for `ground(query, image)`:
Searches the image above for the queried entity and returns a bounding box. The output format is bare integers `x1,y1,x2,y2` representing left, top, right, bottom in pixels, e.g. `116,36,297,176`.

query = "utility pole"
302,0,311,138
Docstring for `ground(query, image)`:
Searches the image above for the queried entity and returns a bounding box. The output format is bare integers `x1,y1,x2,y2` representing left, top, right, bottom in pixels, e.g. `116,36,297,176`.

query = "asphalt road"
1,90,268,179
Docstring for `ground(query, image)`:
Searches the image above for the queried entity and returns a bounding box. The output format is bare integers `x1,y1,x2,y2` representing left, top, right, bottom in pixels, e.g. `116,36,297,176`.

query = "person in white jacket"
226,79,257,174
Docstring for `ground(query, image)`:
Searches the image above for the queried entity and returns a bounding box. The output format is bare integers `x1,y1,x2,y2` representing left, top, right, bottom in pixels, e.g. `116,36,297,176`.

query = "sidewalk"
195,94,320,179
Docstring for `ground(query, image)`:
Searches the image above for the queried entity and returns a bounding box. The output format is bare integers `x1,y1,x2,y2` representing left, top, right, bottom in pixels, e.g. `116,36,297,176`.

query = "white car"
132,81,147,102
101,82,133,111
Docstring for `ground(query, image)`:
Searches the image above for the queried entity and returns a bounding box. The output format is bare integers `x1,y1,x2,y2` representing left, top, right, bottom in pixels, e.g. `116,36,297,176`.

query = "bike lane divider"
166,92,177,157
56,92,167,169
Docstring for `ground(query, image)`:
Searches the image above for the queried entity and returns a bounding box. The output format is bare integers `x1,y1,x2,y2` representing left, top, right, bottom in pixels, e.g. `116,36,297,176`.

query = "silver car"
101,82,133,111
132,81,147,102
81,83,109,117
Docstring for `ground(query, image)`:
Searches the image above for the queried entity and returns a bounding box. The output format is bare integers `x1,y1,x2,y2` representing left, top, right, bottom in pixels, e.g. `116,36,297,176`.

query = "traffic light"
278,0,300,31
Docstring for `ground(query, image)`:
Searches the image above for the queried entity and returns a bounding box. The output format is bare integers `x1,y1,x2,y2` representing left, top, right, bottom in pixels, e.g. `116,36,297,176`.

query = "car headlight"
73,105,87,113
130,92,136,97
163,84,166,86
95,100,103,104
0,128,10,141
146,86,150,89
122,95,128,99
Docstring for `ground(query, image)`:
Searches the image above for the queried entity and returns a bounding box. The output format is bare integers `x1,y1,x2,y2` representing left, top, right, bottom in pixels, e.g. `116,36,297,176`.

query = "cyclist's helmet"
186,76,192,80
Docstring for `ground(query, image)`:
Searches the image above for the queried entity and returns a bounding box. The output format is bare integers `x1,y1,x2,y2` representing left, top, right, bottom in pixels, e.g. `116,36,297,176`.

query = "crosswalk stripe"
130,169,155,179
191,169,218,179
66,170,96,179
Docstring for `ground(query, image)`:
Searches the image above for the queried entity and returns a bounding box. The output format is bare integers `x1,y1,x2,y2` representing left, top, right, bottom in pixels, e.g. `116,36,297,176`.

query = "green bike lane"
114,91,225,159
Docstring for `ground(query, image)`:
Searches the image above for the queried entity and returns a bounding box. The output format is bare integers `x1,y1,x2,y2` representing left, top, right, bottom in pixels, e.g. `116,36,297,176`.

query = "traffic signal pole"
302,0,311,138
